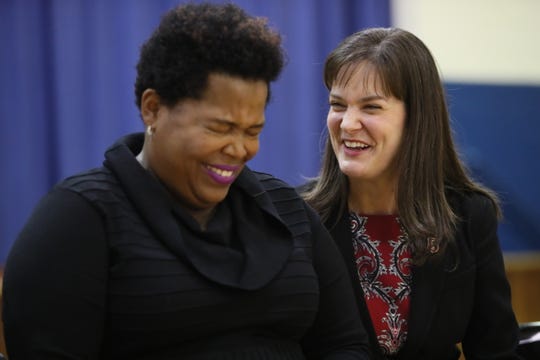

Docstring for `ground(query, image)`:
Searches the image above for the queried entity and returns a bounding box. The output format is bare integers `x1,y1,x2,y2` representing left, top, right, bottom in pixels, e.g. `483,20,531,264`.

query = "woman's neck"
348,179,398,215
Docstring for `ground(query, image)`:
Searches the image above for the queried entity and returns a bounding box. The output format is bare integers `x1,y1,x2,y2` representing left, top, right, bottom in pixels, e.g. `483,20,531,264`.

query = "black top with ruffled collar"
104,133,294,290
3,132,370,359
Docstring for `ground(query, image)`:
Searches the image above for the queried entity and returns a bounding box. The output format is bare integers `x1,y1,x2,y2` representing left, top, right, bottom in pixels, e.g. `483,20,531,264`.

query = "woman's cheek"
326,112,341,129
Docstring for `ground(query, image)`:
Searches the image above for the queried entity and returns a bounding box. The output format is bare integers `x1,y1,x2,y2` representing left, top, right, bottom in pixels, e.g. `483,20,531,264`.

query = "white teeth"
344,140,369,149
207,165,233,177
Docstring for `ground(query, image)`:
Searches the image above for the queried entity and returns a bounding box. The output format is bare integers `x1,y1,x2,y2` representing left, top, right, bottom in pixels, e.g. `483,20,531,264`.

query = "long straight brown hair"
303,28,500,264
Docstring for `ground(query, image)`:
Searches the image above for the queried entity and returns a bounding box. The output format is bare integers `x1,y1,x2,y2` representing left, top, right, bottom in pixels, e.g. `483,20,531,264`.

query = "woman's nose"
223,136,249,159
340,108,363,133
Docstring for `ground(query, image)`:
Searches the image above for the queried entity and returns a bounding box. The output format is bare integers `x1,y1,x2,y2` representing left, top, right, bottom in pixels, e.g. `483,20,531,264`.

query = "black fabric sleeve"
2,188,108,359
301,205,370,360
461,194,521,359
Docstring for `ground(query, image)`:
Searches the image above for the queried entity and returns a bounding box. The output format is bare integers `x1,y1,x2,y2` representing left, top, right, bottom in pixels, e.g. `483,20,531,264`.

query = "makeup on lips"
205,164,241,185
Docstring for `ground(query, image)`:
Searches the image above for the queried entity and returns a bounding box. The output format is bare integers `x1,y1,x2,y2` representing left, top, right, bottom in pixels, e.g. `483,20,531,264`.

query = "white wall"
391,0,540,85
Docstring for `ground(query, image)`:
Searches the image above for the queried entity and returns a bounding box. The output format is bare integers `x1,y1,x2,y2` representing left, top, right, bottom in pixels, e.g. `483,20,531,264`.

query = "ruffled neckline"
103,133,293,290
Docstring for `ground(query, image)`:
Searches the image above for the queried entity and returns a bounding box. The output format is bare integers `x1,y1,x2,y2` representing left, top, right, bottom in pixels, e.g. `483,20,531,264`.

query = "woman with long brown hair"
302,27,520,359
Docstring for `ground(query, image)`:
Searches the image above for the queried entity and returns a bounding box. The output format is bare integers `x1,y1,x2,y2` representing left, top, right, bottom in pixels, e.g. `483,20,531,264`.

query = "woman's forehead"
333,62,389,96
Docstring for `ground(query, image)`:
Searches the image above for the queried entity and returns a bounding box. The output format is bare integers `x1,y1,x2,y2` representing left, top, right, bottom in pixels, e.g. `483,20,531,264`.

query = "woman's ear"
140,89,160,126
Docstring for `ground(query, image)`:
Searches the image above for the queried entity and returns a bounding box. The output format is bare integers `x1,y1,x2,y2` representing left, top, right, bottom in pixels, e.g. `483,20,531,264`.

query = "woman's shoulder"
251,170,293,188
246,169,303,197
57,166,115,190
242,169,307,208
54,166,123,206
447,189,499,250
295,179,317,194
447,189,497,218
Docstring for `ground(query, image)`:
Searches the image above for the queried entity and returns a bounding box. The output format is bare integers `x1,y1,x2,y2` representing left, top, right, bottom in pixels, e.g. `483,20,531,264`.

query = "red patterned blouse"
349,212,413,356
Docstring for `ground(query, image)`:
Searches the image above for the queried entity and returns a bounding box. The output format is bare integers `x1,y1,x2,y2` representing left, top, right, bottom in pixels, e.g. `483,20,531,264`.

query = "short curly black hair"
134,2,285,109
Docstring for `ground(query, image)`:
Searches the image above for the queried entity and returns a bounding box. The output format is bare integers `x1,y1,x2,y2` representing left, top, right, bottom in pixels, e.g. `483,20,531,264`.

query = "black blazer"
324,192,520,359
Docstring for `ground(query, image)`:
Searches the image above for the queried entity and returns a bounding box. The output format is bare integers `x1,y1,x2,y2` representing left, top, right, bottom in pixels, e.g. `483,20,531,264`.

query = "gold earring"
428,237,439,254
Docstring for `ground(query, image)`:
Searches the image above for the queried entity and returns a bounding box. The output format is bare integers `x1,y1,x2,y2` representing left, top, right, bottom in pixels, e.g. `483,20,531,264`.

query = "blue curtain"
0,0,391,263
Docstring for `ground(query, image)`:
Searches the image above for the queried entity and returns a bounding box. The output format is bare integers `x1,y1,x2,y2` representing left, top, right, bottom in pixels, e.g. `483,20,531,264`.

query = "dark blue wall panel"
446,83,540,251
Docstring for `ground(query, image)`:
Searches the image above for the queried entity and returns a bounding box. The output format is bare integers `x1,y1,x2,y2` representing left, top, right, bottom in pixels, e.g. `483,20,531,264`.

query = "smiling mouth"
206,165,234,178
344,140,370,150
205,164,240,185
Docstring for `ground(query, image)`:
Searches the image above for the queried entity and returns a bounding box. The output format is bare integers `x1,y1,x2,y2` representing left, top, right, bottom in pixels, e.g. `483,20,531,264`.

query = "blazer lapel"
398,255,447,359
